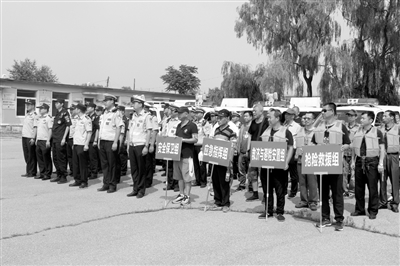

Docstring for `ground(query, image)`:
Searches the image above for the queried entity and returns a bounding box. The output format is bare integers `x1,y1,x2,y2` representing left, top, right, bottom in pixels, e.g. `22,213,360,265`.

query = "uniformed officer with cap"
86,102,100,179
193,107,211,187
146,105,160,187
21,99,38,178
116,105,128,181
68,104,92,188
162,103,181,191
66,104,78,177
51,98,71,184
34,103,53,180
126,95,153,198
97,94,123,193
94,105,104,174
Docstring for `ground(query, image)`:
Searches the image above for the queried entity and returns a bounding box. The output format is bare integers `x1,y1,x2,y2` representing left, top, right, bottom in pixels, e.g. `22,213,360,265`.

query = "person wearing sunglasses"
343,109,360,198
311,102,351,231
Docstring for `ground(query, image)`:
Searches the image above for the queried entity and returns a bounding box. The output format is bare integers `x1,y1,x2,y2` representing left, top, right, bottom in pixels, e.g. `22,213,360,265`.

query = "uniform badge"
58,120,61,124
184,129,188,134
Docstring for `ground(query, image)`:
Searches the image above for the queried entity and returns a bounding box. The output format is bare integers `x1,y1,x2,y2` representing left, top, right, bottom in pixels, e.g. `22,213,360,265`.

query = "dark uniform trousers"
52,141,68,178
88,142,99,178
36,140,52,178
66,138,74,176
73,145,89,185
321,174,344,222
212,165,231,207
380,154,400,207
145,148,155,187
355,157,379,216
193,145,207,186
119,143,128,175
114,142,122,183
289,150,299,194
99,140,119,189
261,169,288,215
22,137,37,175
129,145,146,195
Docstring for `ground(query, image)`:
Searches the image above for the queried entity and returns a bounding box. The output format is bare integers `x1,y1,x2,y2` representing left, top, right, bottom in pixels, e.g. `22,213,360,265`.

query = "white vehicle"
220,98,248,108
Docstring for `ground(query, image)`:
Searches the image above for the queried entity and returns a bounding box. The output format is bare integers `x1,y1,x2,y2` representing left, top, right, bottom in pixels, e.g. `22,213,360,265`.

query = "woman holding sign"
259,109,294,222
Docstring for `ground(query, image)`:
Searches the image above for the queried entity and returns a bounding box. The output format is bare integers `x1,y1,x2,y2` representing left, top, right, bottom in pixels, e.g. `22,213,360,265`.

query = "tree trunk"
302,69,313,97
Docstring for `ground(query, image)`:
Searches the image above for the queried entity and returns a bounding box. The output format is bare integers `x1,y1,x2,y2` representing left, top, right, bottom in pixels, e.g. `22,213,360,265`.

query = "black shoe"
173,187,179,192
146,184,152,188
235,186,245,191
192,183,200,187
391,205,399,213
246,193,259,202
277,214,285,222
163,187,174,191
27,174,36,178
136,194,144,199
200,184,207,188
42,176,51,181
350,211,366,216
69,182,81,187
88,175,98,180
378,204,388,209
79,183,88,188
121,172,127,176
248,187,253,192
97,186,109,192
258,212,273,219
334,221,344,231
35,175,43,179
107,188,116,193
161,173,166,176
369,214,377,219
50,177,60,182
288,192,296,199
57,178,68,184
21,173,28,177
127,191,138,197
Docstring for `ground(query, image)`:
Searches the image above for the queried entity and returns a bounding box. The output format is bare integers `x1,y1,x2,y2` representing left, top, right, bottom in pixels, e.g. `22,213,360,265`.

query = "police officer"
351,111,385,219
144,104,159,188
126,95,152,198
160,103,171,177
379,110,400,213
86,102,99,179
34,103,53,181
259,109,294,221
94,106,104,174
162,104,181,192
66,104,78,178
21,99,38,178
193,108,211,188
97,94,123,193
117,105,129,177
312,103,351,231
113,105,125,184
51,99,71,184
69,104,93,188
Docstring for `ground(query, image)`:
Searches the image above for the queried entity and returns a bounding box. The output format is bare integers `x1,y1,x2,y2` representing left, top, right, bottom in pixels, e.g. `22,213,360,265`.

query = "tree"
221,61,263,107
160,65,201,95
7,58,58,83
341,0,400,105
235,0,339,97
206,87,224,106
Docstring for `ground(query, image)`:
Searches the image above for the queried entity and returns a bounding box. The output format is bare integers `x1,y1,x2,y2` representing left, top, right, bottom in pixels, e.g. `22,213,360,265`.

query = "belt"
130,143,145,146
387,153,399,155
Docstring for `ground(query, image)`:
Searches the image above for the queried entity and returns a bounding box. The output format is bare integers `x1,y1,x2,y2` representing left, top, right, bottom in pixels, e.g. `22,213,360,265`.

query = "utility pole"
106,76,109,87
133,78,135,90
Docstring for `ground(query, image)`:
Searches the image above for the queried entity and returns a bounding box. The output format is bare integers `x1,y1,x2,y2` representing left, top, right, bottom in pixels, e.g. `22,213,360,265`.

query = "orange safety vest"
261,126,287,142
381,124,400,153
352,127,380,157
314,121,343,145
295,127,314,159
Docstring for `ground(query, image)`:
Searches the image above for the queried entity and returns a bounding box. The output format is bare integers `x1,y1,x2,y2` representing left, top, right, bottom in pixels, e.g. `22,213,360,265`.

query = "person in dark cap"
116,105,129,181
69,104,93,188
97,94,123,193
126,95,152,198
66,104,78,178
193,108,211,188
21,99,38,178
34,103,53,181
85,102,100,180
209,109,237,213
171,106,198,206
50,98,71,184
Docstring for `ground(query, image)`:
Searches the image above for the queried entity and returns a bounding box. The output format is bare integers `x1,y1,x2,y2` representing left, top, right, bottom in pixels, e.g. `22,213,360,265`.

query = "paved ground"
1,138,400,265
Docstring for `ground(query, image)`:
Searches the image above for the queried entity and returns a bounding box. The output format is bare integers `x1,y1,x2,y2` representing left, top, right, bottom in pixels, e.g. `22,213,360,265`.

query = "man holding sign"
259,109,294,221
172,107,198,206
312,103,350,231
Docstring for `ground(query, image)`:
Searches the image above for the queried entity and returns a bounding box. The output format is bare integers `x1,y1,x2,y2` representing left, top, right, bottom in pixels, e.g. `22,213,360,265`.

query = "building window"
52,92,69,116
84,98,94,105
16,90,36,116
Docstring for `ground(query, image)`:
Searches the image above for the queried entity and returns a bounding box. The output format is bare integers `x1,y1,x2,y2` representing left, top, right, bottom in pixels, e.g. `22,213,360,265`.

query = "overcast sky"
1,0,267,94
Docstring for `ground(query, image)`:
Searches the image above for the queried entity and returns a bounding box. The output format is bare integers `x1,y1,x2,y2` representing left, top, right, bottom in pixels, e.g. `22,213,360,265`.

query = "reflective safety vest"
352,127,380,157
295,127,314,159
261,126,287,142
381,124,400,153
314,121,343,145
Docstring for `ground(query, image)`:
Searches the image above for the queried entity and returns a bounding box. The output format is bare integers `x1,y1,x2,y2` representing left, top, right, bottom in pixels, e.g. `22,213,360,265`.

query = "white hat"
132,94,146,103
